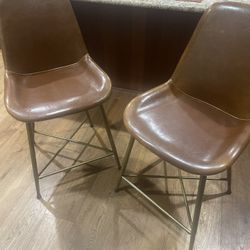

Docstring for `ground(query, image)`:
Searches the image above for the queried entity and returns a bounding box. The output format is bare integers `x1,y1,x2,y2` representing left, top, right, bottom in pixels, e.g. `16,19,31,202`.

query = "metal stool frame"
26,104,121,199
116,136,231,250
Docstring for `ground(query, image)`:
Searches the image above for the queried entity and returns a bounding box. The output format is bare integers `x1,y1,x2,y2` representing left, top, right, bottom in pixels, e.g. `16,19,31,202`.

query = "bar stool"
116,2,250,249
0,0,121,199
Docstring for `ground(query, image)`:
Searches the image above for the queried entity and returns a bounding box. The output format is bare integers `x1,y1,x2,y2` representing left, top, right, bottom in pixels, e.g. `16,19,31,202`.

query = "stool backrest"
172,2,250,120
0,0,87,74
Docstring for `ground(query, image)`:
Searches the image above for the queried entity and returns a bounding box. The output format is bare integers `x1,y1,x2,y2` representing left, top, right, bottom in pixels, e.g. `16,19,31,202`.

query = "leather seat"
124,81,250,176
5,55,111,122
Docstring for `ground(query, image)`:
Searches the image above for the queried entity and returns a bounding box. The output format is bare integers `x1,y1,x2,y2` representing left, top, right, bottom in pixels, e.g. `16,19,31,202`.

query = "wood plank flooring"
0,51,250,250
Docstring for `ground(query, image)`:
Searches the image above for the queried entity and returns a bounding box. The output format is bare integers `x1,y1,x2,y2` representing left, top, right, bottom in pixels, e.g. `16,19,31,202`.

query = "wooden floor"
0,51,250,250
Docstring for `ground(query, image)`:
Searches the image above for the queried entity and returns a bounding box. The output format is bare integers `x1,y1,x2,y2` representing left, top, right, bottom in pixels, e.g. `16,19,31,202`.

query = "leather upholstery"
124,82,250,175
0,0,111,122
5,55,111,122
173,2,250,120
0,0,87,73
124,2,250,175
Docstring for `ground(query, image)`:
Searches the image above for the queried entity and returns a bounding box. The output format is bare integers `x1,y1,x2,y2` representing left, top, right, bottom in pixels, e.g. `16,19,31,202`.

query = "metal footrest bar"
37,130,113,178
116,137,221,250
34,130,112,152
27,106,121,199
122,176,191,234
39,153,114,179
37,119,89,177
124,174,227,181
36,114,115,177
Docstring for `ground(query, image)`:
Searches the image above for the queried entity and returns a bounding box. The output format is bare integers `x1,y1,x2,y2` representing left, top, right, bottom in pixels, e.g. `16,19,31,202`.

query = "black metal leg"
189,175,207,250
26,122,41,199
115,136,135,191
99,105,121,169
227,168,232,194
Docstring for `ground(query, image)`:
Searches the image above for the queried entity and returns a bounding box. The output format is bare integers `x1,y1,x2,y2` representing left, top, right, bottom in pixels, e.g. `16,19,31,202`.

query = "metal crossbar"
122,176,191,234
39,153,113,179
124,174,227,181
116,136,230,250
27,106,121,199
122,169,228,230
35,113,116,179
37,118,88,177
35,130,112,152
36,124,114,178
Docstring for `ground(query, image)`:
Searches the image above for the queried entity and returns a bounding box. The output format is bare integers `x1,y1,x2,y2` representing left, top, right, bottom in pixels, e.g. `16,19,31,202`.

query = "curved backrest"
172,2,250,120
0,0,87,74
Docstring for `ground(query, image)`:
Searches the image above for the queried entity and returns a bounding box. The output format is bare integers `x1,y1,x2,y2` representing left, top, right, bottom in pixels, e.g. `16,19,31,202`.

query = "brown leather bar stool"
116,2,250,250
0,0,121,199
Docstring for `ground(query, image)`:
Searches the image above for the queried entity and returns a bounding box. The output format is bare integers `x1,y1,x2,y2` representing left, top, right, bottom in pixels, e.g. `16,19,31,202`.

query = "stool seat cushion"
4,54,111,122
124,81,250,175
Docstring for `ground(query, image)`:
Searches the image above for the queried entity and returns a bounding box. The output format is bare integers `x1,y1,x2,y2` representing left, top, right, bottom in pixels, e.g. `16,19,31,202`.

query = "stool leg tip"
36,193,42,199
